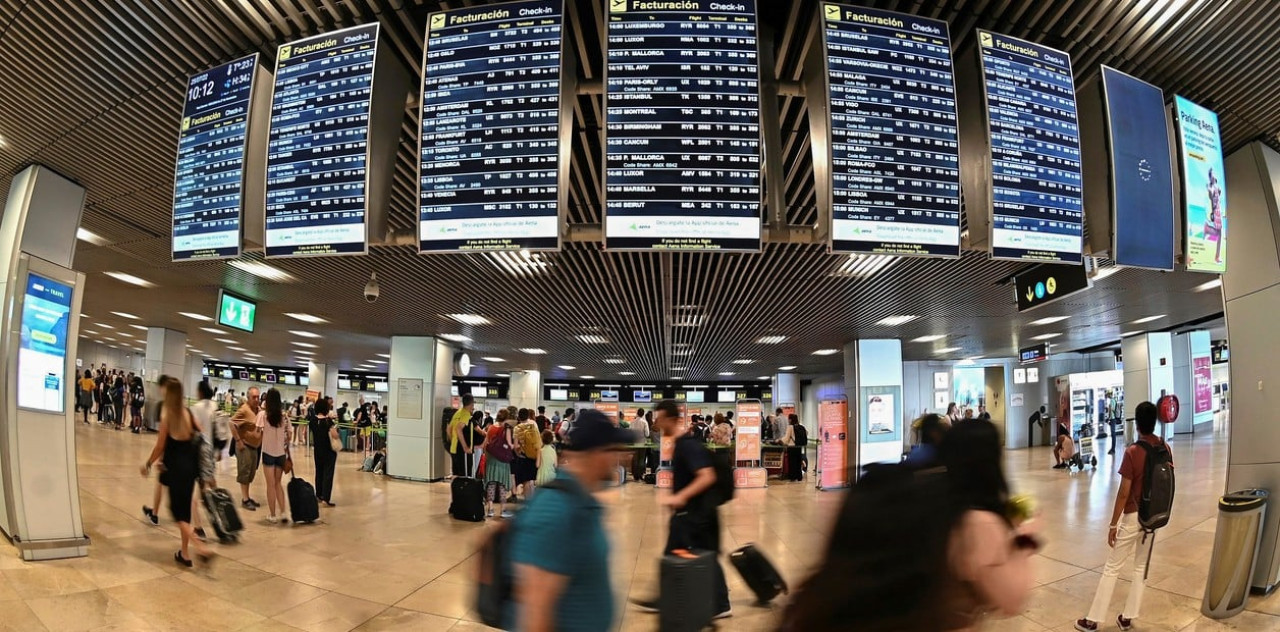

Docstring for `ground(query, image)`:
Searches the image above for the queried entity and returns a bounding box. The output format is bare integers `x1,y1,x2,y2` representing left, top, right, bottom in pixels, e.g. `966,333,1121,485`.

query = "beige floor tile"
272,593,386,632
223,576,330,618
395,579,474,619
1178,610,1280,631
0,599,49,632
24,589,155,632
2,565,98,600
351,607,457,631
446,621,501,631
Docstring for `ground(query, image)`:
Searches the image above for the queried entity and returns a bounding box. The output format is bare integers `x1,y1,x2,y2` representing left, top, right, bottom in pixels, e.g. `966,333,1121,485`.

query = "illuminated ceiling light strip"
446,313,492,326
285,312,328,324
755,335,787,344
179,312,213,321
875,315,919,327
228,259,298,282
833,254,898,278
1031,332,1063,340
439,333,471,343
290,330,321,338
482,357,505,362
520,348,547,355
811,349,839,356
76,228,110,245
104,272,156,288
911,334,945,342
1132,314,1166,324
1029,316,1070,325
1193,279,1222,292
111,311,140,320
575,334,610,344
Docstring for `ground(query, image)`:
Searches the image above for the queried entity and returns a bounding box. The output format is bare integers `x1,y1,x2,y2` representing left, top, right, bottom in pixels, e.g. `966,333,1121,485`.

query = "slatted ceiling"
1,0,1248,377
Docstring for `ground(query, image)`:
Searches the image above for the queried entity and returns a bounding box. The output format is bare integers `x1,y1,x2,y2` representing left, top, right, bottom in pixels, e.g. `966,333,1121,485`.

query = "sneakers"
241,499,258,511
714,608,732,620
1117,615,1133,631
267,515,279,525
142,506,158,525
1074,619,1098,632
629,598,659,613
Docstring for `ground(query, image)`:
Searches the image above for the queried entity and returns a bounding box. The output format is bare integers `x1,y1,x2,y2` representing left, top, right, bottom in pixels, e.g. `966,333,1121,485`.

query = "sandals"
174,551,193,568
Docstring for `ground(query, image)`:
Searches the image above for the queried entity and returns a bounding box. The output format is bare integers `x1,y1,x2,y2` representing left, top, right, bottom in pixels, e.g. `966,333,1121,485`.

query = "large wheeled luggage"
202,487,244,543
729,544,788,604
659,549,717,632
287,475,320,523
450,476,485,522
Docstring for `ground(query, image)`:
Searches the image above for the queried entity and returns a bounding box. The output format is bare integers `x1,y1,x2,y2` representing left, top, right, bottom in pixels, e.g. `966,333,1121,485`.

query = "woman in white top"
256,388,292,524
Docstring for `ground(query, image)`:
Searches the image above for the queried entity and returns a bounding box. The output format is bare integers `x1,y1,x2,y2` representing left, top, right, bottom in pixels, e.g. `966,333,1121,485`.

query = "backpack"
487,427,516,463
440,407,458,451
793,424,808,447
515,422,540,459
1135,440,1175,531
710,448,735,506
476,479,578,628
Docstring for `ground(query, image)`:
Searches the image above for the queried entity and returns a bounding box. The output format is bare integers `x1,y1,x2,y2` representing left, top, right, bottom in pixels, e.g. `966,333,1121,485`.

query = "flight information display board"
173,54,261,261
264,24,380,257
419,1,565,252
821,5,960,257
978,30,1083,263
604,0,762,251
1101,67,1175,271
1174,95,1227,273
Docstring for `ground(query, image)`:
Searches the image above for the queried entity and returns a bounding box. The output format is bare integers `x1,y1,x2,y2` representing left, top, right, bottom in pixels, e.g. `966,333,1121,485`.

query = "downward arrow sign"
1025,287,1035,302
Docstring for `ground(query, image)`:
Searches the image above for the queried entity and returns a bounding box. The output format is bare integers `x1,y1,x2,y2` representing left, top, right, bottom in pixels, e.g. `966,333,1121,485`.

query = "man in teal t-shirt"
510,410,634,631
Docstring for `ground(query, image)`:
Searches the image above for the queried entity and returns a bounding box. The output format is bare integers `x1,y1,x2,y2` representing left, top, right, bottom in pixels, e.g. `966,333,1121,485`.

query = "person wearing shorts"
231,387,262,510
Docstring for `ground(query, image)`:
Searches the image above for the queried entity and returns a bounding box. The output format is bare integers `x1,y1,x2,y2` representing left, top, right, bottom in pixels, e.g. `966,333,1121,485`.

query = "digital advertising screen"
549,388,569,401
18,273,73,413
604,0,762,251
978,30,1083,263
685,390,705,403
599,389,620,402
264,24,380,257
820,5,961,257
1174,95,1227,273
418,0,565,252
173,54,261,261
470,385,487,398
1098,67,1176,270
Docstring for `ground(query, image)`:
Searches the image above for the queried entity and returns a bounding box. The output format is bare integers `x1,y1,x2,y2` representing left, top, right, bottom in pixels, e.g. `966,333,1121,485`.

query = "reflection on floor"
1,422,1278,631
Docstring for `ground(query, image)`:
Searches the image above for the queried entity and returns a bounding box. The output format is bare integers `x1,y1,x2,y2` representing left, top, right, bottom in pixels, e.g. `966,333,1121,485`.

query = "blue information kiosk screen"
264,24,379,257
419,0,564,252
979,30,1083,263
1101,67,1175,271
173,54,259,261
604,0,762,251
822,6,960,257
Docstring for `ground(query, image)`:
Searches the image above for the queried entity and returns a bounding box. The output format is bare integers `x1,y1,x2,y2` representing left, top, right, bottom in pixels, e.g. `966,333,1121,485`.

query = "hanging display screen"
173,54,261,261
18,273,73,413
978,30,1083,263
821,5,961,257
264,24,380,257
419,0,565,252
604,0,762,251
1100,66,1176,270
1174,95,1227,273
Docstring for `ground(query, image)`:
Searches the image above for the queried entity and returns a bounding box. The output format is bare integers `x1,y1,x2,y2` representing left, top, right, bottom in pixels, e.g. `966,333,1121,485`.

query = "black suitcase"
729,544,788,604
450,477,485,522
202,487,243,542
659,549,717,632
287,476,320,523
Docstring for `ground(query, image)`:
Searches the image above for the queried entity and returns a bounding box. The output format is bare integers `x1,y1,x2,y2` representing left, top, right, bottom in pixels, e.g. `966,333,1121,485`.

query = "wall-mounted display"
17,273,72,413
173,54,268,261
816,5,961,257
418,0,569,252
604,0,762,251
1173,95,1227,273
685,390,705,403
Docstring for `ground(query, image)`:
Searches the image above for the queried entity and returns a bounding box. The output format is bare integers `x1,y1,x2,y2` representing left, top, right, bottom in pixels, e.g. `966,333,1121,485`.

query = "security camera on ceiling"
364,272,380,303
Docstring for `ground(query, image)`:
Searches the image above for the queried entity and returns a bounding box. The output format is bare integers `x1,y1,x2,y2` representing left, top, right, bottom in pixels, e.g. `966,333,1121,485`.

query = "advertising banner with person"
860,386,901,444
819,398,849,490
1175,96,1227,273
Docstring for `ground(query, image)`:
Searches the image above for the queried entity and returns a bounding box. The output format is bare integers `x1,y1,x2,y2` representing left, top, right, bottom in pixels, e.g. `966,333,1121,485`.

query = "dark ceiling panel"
1,0,1247,380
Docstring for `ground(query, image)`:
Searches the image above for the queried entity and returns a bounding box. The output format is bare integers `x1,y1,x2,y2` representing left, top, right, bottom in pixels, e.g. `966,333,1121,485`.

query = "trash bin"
1203,489,1269,618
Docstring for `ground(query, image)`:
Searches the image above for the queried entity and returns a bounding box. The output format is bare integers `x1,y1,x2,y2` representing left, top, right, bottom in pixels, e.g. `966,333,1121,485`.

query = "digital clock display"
172,54,260,261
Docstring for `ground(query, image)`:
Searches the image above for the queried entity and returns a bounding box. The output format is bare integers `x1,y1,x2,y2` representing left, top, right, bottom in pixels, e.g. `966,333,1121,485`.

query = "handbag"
329,425,342,452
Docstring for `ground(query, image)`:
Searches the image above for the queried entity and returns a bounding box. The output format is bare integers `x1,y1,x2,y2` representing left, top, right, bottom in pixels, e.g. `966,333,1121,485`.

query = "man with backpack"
1076,401,1174,632
632,399,732,620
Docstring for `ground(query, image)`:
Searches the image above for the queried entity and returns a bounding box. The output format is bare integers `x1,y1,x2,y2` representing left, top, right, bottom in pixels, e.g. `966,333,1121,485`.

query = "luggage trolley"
1070,421,1099,471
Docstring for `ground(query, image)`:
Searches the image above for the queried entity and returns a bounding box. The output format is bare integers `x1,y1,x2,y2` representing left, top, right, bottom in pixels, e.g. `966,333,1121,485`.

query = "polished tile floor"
1,421,1277,631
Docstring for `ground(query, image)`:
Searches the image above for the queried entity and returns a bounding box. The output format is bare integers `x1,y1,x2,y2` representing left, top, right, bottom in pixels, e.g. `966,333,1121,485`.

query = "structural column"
1121,332,1176,442
1223,141,1280,591
145,328,186,383
1171,330,1213,435
773,372,800,415
508,370,541,410
386,337,453,481
306,361,340,399
843,339,905,481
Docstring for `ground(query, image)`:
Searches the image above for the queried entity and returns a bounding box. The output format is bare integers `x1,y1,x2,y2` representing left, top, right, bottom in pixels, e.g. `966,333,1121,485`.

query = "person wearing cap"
512,409,632,631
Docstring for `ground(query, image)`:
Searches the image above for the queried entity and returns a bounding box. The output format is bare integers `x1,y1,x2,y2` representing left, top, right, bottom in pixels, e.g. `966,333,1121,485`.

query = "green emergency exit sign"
217,290,256,333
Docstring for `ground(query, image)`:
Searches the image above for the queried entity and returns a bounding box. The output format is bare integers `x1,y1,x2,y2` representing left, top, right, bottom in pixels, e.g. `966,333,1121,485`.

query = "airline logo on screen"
610,0,626,13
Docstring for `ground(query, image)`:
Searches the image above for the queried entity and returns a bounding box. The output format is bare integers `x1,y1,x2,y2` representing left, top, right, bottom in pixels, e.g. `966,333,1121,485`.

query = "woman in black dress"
309,398,339,507
142,378,212,567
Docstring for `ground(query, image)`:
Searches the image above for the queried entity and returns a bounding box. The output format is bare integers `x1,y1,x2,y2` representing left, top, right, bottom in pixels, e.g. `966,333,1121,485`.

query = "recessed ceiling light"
833,253,898,278
671,347,693,356
201,327,228,335
76,227,109,245
619,371,636,376
671,366,686,371
446,313,491,326
482,357,505,362
285,313,328,324
1031,333,1062,340
1121,331,1143,337
179,312,213,322
811,349,839,356
757,376,770,380
227,346,246,351
96,323,115,330
876,315,919,327
674,314,707,327
604,358,625,364
672,376,684,380
778,365,797,371
292,341,318,348
82,329,99,335
439,333,472,343
719,372,735,376
558,365,576,370
496,372,511,377
731,359,755,365
116,332,134,338
580,374,595,379
1193,278,1222,292
243,352,261,357
487,251,551,277
520,348,547,355
1132,315,1166,324
936,347,961,354
128,324,149,331
104,272,156,288
294,349,315,356
911,334,946,343
189,349,204,354
228,259,297,282
755,335,787,344
368,359,387,365
215,339,236,345
1030,316,1070,325
376,353,390,358
287,330,320,339
576,334,610,344
111,311,140,320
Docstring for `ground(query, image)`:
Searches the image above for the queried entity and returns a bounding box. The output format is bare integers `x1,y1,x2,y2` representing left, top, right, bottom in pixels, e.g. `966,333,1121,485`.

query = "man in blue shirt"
511,409,634,631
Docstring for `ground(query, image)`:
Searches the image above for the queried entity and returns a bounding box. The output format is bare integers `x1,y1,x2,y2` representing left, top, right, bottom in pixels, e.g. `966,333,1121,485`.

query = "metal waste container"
1203,489,1268,618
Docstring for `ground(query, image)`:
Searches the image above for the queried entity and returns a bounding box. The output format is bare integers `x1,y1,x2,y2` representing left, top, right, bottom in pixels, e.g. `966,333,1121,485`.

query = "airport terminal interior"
2,0,1280,630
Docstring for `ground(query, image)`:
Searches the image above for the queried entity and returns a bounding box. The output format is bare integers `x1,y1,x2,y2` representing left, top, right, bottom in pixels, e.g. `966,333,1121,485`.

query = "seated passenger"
1054,422,1076,469
904,413,948,469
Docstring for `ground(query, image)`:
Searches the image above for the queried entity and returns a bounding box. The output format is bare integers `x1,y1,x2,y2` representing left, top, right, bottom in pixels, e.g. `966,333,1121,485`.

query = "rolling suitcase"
659,549,717,632
450,477,485,522
729,544,788,604
202,487,244,542
287,476,320,523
